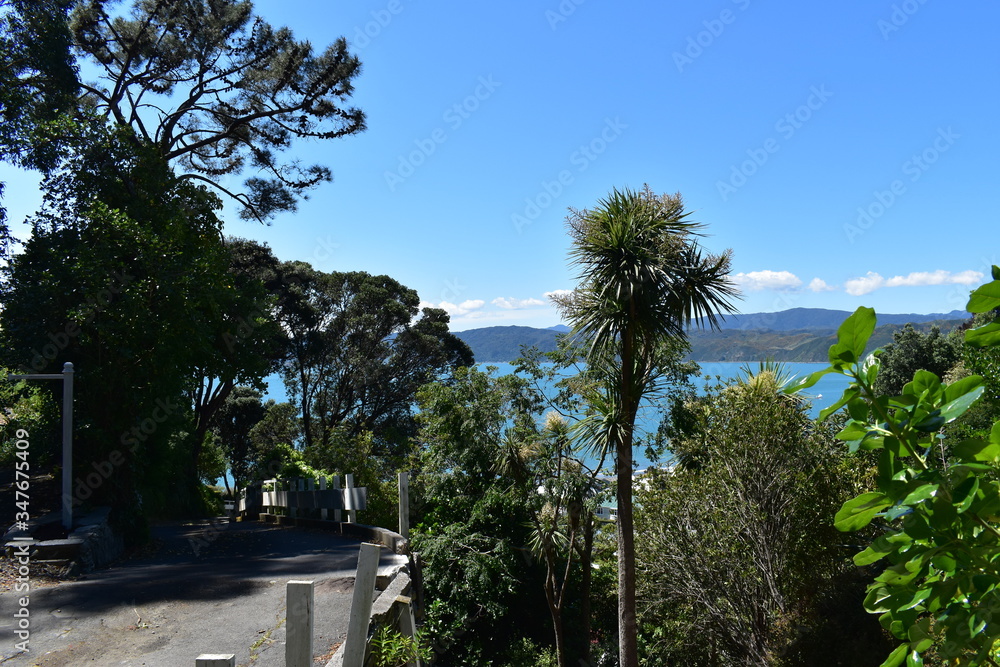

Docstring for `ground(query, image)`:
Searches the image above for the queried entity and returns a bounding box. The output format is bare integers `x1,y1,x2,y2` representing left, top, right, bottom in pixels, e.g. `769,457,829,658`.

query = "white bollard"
398,472,410,539
345,473,357,524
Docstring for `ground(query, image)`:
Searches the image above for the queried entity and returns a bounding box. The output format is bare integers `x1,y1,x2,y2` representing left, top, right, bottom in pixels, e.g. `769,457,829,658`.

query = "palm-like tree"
554,186,739,667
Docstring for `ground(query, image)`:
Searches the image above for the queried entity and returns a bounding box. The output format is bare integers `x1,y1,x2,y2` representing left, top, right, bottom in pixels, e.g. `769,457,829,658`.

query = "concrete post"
319,476,328,520
396,595,421,667
333,475,342,523
398,472,409,539
195,656,235,667
345,473,357,524
285,580,315,667
343,543,381,667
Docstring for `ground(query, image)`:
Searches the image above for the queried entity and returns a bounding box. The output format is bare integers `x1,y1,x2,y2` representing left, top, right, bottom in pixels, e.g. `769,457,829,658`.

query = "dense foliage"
873,324,961,396
790,269,1000,666
276,262,473,463
637,366,890,665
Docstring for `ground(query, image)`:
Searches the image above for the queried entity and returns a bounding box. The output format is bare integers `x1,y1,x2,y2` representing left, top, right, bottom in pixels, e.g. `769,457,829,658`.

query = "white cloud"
844,272,885,296
544,289,573,300
846,270,984,296
844,271,983,296
808,278,836,292
884,270,984,288
434,299,486,316
492,297,546,309
731,270,803,292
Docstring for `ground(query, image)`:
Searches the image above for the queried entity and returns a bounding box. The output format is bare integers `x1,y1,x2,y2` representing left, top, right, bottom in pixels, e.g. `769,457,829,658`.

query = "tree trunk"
579,514,594,665
618,316,639,667
617,433,638,667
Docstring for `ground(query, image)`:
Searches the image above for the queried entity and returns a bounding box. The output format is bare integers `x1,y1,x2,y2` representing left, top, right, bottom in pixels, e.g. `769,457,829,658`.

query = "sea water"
258,361,854,471
475,360,854,470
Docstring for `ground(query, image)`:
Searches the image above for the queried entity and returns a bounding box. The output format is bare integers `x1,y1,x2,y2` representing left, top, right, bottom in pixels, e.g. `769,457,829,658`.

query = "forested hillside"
456,315,967,362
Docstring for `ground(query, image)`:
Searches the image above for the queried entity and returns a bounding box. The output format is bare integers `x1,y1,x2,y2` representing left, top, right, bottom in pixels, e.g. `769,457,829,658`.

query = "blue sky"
2,1,998,331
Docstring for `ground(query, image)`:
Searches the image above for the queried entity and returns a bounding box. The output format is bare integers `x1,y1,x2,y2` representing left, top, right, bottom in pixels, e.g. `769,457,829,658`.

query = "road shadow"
31,519,396,615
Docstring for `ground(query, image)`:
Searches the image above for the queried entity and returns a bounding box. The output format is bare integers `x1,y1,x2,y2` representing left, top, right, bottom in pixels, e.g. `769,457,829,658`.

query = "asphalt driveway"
0,519,403,666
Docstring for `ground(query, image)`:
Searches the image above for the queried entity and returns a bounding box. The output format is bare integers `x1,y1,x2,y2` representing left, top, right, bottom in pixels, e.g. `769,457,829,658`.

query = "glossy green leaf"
848,395,870,421
880,643,908,667
829,341,856,366
902,484,939,506
903,370,942,399
836,492,892,532
964,321,1000,349
952,476,980,513
783,367,831,394
944,375,984,403
967,279,1000,313
820,387,860,422
953,438,999,463
905,649,924,667
855,534,903,566
937,385,984,424
837,421,873,443
899,587,931,611
838,306,877,361
930,553,957,571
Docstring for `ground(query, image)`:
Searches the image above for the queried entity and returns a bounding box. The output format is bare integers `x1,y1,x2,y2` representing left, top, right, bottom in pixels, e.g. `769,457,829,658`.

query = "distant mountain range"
454,308,971,363
702,307,969,331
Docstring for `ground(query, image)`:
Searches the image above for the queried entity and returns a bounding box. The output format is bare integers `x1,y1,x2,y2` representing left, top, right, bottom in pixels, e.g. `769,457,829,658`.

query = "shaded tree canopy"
210,385,266,491
0,0,80,257
0,0,79,170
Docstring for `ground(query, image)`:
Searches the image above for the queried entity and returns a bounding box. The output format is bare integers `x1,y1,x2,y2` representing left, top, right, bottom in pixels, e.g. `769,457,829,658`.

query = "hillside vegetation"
455,316,967,363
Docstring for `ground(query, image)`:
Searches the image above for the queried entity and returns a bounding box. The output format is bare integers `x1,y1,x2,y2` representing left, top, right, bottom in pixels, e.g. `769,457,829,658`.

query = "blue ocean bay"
259,361,853,472
475,360,854,471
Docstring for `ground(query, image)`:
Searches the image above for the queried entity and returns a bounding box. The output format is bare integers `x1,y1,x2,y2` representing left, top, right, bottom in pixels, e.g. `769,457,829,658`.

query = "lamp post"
8,362,74,530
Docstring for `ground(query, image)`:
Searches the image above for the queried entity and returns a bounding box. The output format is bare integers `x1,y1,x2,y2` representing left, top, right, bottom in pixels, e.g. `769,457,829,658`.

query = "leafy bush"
790,269,1000,666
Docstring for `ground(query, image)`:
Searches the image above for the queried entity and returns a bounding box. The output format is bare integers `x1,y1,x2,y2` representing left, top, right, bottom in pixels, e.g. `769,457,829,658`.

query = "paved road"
0,519,404,666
